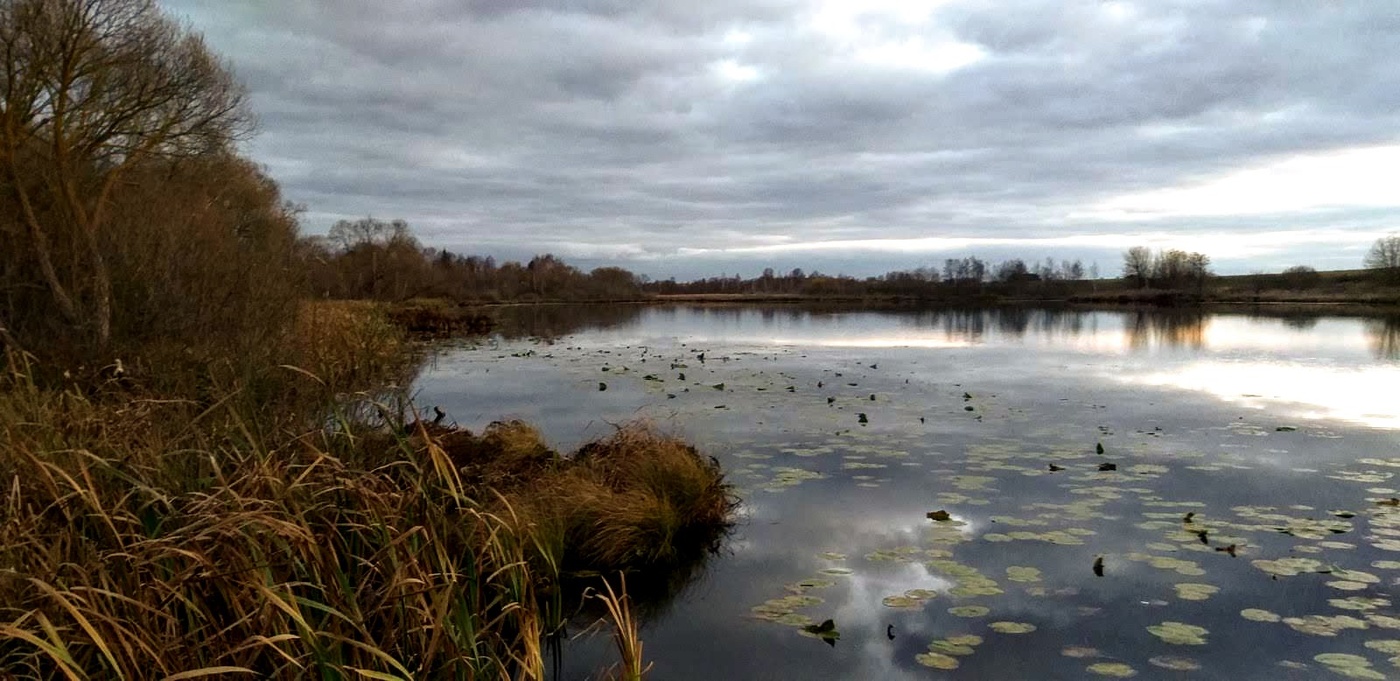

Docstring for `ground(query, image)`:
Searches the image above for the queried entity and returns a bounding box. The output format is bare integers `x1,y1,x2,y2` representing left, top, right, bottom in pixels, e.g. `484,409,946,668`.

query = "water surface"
415,306,1400,680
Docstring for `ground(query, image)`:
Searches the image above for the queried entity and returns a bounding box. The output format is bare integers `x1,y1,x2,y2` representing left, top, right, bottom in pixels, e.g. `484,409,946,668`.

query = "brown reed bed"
0,304,733,679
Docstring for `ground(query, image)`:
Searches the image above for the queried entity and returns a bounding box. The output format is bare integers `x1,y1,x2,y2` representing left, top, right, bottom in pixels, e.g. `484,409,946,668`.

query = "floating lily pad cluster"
917,633,985,669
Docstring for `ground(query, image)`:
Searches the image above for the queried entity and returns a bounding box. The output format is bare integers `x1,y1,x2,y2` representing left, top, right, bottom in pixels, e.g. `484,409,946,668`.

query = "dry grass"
497,425,735,576
0,336,733,678
285,301,410,391
589,574,651,681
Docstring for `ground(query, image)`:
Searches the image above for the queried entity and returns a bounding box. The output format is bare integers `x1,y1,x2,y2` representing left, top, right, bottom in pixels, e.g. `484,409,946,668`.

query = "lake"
413,305,1400,680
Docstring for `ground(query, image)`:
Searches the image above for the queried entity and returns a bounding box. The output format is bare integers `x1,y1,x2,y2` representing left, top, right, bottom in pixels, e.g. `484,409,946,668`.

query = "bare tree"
1121,247,1153,288
1365,235,1400,282
0,0,250,350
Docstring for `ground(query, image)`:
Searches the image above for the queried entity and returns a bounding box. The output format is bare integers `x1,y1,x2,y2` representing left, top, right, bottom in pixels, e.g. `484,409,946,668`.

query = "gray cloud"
161,0,1400,276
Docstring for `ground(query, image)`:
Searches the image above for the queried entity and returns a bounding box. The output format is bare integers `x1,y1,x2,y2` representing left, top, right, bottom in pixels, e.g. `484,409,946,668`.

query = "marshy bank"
0,301,734,679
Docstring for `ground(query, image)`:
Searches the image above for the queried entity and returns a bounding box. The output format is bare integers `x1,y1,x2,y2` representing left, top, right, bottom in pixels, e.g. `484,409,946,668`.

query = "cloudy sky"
159,0,1400,279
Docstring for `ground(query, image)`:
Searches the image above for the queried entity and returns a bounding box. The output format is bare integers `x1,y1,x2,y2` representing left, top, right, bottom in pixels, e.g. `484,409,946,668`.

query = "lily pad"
881,595,922,609
915,652,960,670
1147,621,1209,645
1314,653,1385,680
948,605,990,618
1172,583,1219,601
1006,566,1043,583
1364,640,1400,654
989,621,1037,634
1086,662,1138,677
927,640,976,656
1241,608,1282,622
1148,656,1201,671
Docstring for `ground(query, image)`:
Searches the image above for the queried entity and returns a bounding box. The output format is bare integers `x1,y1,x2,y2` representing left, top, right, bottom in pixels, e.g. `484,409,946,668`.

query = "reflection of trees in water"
1280,314,1321,330
915,308,1093,342
1125,310,1206,351
488,303,646,340
1368,317,1400,360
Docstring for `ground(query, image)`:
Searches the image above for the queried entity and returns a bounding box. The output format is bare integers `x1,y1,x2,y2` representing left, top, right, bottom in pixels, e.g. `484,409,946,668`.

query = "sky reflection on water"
416,306,1400,680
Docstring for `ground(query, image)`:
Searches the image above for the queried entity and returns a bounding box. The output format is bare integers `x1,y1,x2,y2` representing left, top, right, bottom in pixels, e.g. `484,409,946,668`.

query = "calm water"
414,306,1400,680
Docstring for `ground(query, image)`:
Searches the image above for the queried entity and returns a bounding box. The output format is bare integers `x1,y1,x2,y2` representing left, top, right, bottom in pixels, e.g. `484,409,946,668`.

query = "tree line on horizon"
294,220,1400,303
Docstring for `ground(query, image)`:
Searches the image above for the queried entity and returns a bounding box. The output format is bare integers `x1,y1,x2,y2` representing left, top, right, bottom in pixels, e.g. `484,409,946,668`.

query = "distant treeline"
646,256,1103,297
296,219,1400,305
299,218,645,302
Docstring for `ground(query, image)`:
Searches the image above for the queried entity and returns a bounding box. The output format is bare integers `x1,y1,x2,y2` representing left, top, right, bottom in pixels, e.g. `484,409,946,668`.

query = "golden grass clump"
504,424,735,575
0,351,733,678
285,300,409,390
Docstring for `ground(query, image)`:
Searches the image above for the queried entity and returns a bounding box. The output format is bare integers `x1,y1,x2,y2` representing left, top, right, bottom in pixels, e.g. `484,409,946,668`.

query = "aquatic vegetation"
1282,615,1369,636
1086,662,1138,677
948,605,991,618
1172,583,1219,601
1148,656,1201,671
1146,621,1209,645
989,621,1037,634
1314,653,1386,679
915,652,961,670
428,308,1400,677
1006,566,1043,583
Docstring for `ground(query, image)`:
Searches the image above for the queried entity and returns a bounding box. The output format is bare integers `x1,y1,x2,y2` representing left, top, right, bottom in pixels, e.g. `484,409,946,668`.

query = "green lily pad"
1283,615,1369,636
948,605,990,618
1173,583,1219,601
915,652,960,669
1148,656,1201,671
1364,640,1400,654
989,621,1037,634
1331,597,1391,612
1314,653,1385,679
1147,621,1209,645
927,640,976,656
881,595,922,609
1006,566,1043,583
1241,608,1282,622
1086,662,1138,677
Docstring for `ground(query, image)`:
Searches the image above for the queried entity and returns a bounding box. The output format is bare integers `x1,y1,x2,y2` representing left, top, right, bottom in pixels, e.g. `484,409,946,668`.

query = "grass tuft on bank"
0,303,733,679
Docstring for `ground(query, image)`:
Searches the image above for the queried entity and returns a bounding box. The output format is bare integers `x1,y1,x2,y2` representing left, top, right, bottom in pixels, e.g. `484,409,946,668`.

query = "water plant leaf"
1062,646,1101,659
1314,653,1385,679
1364,640,1400,654
927,640,976,656
1172,583,1219,601
915,652,960,669
1148,656,1201,671
927,510,951,521
1006,566,1042,583
881,595,922,609
1146,621,1208,645
989,621,1036,634
948,605,990,618
1086,662,1137,677
1241,608,1281,622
